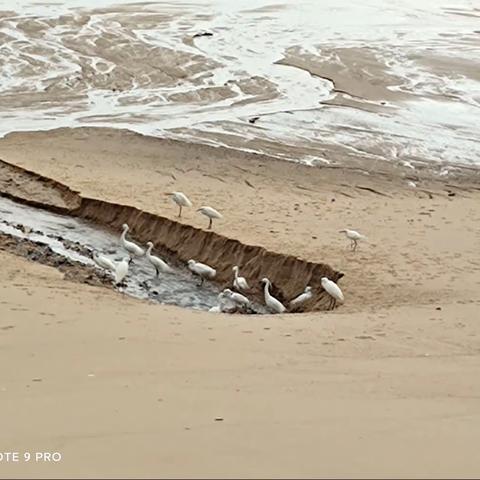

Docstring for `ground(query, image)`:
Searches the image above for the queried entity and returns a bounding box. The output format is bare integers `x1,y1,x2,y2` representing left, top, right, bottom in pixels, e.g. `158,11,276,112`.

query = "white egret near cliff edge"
92,251,116,272
197,206,222,229
146,242,173,276
120,224,145,257
289,286,313,307
187,259,216,286
339,229,366,252
209,290,237,313
232,265,249,291
166,191,192,218
114,257,131,285
321,277,344,310
223,288,250,308
261,278,286,314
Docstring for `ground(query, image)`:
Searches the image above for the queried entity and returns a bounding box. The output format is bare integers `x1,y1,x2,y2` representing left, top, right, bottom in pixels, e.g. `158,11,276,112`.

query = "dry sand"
0,128,480,478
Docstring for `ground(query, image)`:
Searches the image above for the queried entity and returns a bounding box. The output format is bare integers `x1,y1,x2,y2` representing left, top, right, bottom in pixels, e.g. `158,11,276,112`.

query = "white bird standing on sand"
145,242,173,276
261,277,286,314
321,277,344,310
166,191,192,218
114,257,131,285
187,259,216,286
120,224,145,257
339,229,366,252
197,206,222,229
92,251,116,272
289,286,313,307
232,265,249,291
223,288,250,308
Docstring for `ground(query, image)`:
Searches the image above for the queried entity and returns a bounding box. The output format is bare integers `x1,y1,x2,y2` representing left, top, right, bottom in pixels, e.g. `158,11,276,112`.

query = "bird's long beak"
164,192,172,196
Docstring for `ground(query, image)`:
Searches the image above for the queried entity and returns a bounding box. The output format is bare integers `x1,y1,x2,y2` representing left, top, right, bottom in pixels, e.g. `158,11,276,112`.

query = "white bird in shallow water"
261,277,286,314
166,191,192,217
339,229,366,252
321,277,344,310
187,259,216,286
289,286,313,307
146,242,173,276
209,291,237,313
223,288,250,308
114,257,131,285
120,224,145,257
232,265,249,291
197,206,222,229
92,251,116,272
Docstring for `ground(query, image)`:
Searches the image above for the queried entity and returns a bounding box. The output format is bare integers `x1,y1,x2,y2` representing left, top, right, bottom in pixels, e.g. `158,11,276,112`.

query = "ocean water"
1,0,479,167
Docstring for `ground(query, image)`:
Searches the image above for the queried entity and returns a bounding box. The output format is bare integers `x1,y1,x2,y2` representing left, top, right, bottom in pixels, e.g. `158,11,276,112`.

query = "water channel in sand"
0,196,238,311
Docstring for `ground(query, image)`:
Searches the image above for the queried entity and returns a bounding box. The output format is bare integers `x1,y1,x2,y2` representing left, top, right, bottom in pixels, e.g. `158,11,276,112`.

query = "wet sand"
1,127,480,478
1,1,479,166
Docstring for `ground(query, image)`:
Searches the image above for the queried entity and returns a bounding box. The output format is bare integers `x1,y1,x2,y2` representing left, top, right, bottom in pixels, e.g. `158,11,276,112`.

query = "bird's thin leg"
353,240,357,252
178,205,182,218
208,218,212,229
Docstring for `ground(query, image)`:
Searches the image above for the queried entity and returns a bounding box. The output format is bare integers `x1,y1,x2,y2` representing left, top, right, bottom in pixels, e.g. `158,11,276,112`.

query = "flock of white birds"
92,191,366,314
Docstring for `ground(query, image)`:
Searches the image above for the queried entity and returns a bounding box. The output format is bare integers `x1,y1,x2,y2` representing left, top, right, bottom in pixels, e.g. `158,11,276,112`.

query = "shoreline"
3,125,480,184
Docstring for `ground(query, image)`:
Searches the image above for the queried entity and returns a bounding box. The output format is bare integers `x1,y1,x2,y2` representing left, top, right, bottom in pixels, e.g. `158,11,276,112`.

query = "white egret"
146,241,173,276
321,277,344,310
289,286,313,307
197,206,222,229
261,278,286,314
92,251,116,272
232,265,249,291
223,288,250,308
209,291,237,313
114,257,131,285
120,224,145,257
166,191,192,217
339,229,366,252
187,259,216,286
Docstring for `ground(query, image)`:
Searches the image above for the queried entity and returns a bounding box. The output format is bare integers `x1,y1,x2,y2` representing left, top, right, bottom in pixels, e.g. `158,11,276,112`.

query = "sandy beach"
1,0,480,477
1,127,480,478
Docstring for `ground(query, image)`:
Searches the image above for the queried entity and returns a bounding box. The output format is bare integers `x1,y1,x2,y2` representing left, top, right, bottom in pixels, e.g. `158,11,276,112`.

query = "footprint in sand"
355,335,376,340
